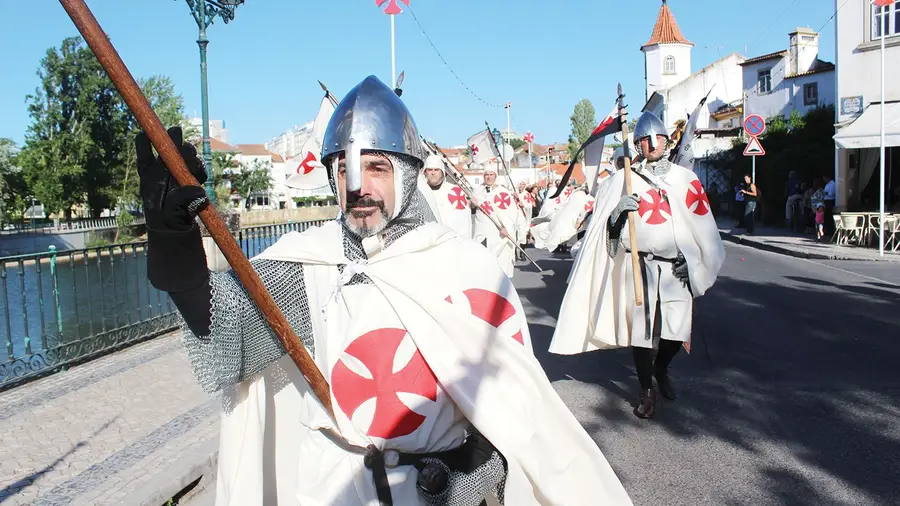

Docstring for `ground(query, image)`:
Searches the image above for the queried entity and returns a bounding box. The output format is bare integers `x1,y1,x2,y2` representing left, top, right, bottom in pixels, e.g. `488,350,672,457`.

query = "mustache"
346,197,386,212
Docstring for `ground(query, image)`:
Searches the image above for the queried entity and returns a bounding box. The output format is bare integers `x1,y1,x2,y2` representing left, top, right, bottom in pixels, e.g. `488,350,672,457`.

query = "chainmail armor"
418,451,507,506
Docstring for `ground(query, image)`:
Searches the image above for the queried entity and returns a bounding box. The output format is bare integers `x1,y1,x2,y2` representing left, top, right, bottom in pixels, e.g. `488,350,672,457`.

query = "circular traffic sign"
744,114,766,137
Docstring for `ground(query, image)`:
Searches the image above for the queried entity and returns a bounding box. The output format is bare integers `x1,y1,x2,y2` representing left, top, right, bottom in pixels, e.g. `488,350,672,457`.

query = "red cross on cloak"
638,189,672,225
445,289,524,345
298,151,317,175
331,328,438,439
584,200,595,213
494,192,512,210
685,180,711,216
447,186,468,209
480,200,494,215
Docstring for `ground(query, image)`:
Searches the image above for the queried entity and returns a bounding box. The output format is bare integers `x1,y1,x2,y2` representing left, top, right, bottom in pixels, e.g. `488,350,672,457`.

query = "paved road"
516,244,900,506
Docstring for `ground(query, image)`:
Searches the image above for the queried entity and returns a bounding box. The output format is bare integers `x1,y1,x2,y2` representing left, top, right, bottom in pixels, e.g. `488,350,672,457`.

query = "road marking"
799,257,897,286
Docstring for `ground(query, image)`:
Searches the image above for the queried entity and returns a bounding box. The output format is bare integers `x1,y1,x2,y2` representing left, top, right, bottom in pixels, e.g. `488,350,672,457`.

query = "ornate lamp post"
184,0,244,204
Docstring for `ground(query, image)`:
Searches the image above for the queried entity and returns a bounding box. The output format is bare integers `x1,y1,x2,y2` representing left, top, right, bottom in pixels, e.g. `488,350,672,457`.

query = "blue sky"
1,0,838,149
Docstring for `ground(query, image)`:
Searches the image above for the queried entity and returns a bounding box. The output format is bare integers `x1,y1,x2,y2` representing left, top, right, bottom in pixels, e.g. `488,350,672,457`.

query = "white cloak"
473,184,518,278
215,221,633,505
550,162,725,354
420,178,474,240
535,190,595,253
517,191,535,245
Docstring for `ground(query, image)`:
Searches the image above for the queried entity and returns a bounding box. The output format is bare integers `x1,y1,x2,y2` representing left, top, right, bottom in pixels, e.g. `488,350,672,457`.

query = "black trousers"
632,298,682,390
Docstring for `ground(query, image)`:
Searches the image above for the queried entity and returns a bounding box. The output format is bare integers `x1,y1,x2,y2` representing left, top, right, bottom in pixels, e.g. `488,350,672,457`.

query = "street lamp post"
184,0,244,204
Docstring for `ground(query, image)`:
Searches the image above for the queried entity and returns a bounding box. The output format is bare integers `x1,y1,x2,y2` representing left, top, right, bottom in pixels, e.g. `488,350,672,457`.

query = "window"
663,56,676,75
758,69,772,94
872,2,899,40
803,83,818,106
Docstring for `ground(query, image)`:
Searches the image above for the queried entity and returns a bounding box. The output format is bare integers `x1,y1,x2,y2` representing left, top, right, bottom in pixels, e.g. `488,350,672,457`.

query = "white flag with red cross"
285,96,335,190
466,129,500,166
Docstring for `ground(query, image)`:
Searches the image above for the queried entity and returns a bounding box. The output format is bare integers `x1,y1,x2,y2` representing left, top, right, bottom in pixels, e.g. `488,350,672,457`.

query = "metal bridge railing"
0,218,331,390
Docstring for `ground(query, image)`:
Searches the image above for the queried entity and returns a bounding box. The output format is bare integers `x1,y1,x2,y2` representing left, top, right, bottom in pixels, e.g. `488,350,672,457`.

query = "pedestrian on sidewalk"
137,76,631,506
824,174,837,235
740,174,758,235
815,202,826,242
785,171,803,228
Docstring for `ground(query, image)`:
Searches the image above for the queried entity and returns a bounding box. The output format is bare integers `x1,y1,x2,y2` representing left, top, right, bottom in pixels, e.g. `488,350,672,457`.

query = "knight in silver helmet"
550,110,726,422
135,75,632,506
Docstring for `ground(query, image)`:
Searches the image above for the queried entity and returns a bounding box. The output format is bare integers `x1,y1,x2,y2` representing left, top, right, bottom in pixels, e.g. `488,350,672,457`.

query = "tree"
229,159,274,209
567,99,596,162
0,139,26,225
509,138,525,151
211,151,239,208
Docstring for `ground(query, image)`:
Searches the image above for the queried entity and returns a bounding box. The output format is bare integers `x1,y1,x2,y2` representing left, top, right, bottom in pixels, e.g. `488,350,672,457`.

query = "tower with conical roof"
641,0,693,102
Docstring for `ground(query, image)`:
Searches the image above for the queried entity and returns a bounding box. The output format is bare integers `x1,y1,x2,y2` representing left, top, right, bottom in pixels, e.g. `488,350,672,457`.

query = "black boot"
633,388,657,419
655,371,677,401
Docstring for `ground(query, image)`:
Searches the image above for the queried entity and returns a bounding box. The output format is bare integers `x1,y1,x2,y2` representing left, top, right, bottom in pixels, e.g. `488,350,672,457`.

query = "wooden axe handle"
58,0,334,417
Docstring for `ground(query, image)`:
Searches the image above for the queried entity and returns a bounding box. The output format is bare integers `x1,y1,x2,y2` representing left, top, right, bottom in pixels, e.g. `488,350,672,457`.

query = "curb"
122,436,219,506
718,231,898,262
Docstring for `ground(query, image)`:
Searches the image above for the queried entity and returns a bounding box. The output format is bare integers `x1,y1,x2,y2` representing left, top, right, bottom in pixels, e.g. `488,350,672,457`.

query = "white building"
833,0,900,212
265,122,314,161
641,2,746,133
187,118,229,144
233,144,289,210
740,28,835,121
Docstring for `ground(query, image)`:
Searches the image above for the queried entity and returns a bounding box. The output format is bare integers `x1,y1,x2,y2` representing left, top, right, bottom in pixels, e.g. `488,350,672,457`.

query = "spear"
617,84,644,307
318,80,340,108
58,0,335,417
422,137,542,272
483,121,531,226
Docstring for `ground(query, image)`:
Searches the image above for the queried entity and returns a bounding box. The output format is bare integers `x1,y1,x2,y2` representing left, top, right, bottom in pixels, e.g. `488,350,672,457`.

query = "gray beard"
346,214,390,238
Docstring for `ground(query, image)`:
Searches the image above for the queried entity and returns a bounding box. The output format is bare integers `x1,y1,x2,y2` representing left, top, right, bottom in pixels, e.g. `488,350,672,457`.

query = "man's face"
424,167,444,186
639,135,668,162
518,182,526,192
484,172,497,186
336,152,396,237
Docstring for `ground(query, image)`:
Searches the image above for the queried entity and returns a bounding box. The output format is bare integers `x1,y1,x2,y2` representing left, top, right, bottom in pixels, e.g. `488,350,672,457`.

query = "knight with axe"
548,85,726,420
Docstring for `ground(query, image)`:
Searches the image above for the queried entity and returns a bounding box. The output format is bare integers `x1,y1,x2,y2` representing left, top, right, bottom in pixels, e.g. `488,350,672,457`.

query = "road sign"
743,136,766,156
744,114,766,137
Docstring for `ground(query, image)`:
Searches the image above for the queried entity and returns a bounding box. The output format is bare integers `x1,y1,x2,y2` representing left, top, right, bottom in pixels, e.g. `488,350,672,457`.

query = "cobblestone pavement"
0,333,219,505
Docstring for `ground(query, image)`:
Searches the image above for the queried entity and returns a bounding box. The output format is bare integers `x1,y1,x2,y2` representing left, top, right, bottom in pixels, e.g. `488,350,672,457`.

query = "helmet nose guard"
633,112,669,151
321,75,426,193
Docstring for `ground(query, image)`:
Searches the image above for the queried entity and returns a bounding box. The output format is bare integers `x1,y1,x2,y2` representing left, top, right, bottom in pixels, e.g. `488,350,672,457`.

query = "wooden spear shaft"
617,84,644,307
58,0,335,417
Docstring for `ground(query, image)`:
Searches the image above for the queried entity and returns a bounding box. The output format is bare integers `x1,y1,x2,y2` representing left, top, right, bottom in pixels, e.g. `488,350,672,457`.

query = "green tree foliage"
509,138,525,151
17,37,189,219
0,139,27,224
567,99,596,162
211,151,239,208
230,159,274,209
707,106,836,225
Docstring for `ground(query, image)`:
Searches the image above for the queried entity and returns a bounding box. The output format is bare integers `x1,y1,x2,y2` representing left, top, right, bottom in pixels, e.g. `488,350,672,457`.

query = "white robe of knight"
418,177,474,240
530,186,573,248
473,182,519,278
517,191,535,245
214,221,633,505
535,189,595,252
550,161,725,353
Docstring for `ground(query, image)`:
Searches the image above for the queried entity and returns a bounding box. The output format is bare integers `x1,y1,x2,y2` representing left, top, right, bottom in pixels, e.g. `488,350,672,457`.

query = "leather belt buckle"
645,253,655,261
383,449,401,468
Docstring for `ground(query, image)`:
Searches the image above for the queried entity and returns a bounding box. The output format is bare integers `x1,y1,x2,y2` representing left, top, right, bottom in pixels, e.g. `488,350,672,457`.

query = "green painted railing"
0,218,331,390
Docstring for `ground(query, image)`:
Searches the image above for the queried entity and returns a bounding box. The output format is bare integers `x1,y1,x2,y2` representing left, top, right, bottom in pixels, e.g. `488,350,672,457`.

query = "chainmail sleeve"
180,259,315,394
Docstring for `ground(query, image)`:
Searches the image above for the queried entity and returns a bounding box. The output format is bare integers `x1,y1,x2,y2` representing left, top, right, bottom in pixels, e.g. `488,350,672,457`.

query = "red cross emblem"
554,197,562,205
584,200,595,213
332,328,438,439
374,0,409,15
685,180,710,216
445,289,524,345
470,144,479,156
523,194,535,206
297,151,317,175
637,189,672,225
447,186,468,209
480,200,494,215
494,192,512,210
564,187,573,198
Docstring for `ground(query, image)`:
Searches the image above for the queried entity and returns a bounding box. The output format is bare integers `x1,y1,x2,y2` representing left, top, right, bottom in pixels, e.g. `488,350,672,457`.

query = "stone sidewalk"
0,333,220,505
718,220,900,262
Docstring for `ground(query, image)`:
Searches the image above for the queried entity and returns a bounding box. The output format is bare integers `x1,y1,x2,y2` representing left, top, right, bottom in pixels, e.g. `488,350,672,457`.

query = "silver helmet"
321,75,426,194
633,112,669,153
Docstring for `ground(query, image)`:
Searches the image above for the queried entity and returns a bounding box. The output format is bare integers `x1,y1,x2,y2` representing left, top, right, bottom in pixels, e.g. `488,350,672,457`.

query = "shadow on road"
516,251,900,506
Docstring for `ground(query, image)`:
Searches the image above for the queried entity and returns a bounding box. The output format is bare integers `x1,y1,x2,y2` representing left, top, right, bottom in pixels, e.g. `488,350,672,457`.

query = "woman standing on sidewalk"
741,174,758,235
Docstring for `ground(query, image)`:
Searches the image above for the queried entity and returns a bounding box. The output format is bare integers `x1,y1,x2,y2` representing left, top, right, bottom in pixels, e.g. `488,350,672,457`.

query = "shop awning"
834,102,900,149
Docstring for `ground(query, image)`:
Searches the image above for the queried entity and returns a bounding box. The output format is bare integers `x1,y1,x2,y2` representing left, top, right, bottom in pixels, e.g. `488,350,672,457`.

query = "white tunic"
473,184,518,278
423,180,474,240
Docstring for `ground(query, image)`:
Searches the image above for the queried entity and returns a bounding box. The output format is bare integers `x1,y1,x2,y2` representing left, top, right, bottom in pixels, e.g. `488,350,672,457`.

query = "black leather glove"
608,194,640,257
672,252,690,287
137,126,209,232
137,128,213,336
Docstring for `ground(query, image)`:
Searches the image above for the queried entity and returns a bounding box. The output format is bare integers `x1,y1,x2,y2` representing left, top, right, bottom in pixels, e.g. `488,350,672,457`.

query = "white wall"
663,53,745,130
788,72,836,115
644,43,693,102
743,57,792,120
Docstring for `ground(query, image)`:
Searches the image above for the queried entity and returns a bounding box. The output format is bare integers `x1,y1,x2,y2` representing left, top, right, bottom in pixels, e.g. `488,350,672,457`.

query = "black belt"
320,428,485,506
625,250,678,263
